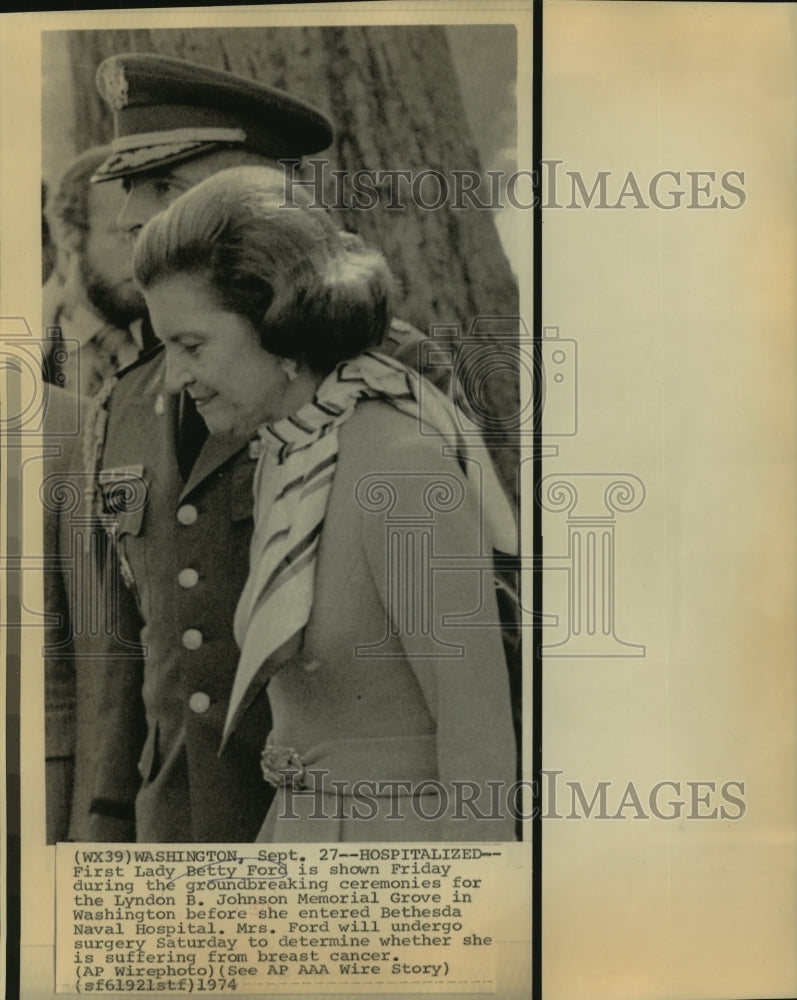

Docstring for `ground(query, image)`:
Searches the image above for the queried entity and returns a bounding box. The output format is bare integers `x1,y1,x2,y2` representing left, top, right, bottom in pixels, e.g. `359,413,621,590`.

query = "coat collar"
143,358,252,500
179,426,252,501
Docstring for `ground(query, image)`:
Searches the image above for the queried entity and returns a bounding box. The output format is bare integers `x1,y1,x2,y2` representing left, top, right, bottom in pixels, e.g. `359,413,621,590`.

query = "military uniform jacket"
90,347,273,841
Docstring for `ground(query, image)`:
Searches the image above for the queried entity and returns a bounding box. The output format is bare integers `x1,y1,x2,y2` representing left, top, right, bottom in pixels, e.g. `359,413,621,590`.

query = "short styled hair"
133,166,393,374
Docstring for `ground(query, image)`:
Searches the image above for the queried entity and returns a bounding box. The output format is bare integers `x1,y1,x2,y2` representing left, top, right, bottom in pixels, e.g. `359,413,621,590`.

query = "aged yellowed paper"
1,2,795,1000
3,4,533,999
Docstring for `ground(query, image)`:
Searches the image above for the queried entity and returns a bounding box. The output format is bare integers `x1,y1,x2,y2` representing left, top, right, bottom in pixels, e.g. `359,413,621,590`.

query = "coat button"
182,628,203,650
178,568,199,589
188,692,211,714
177,504,198,525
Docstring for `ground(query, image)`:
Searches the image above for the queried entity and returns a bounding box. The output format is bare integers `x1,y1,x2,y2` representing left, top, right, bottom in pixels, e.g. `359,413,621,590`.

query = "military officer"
82,53,427,842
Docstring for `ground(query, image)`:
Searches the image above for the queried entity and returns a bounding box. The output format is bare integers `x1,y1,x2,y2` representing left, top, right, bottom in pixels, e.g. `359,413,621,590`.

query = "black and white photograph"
38,23,525,848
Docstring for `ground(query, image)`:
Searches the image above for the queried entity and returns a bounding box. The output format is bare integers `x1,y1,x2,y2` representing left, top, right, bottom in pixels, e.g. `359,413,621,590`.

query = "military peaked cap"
92,52,334,182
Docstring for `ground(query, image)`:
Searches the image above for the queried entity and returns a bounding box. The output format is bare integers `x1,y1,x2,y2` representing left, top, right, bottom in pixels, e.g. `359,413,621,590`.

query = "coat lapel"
179,429,252,502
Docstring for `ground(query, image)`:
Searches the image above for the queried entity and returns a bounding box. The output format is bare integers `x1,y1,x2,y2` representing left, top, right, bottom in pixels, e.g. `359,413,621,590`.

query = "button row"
177,504,209,716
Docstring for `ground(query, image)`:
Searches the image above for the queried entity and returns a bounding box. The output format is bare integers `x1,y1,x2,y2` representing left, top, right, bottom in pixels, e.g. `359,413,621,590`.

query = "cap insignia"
99,58,129,111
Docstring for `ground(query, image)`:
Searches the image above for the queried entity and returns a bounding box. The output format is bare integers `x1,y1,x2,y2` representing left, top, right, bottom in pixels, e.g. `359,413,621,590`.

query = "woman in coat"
132,166,518,841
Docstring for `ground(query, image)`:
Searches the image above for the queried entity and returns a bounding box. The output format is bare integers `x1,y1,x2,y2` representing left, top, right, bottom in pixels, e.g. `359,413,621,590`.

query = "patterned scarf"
222,350,516,742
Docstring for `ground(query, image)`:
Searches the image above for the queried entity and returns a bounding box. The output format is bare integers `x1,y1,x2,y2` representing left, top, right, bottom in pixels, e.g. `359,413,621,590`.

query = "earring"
280,358,298,383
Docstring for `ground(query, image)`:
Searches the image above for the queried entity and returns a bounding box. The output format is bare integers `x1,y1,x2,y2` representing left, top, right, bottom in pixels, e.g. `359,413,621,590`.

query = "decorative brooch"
260,737,307,789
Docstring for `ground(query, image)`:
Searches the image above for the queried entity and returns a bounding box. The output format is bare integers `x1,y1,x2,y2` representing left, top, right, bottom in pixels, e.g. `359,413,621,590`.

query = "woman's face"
145,272,285,437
